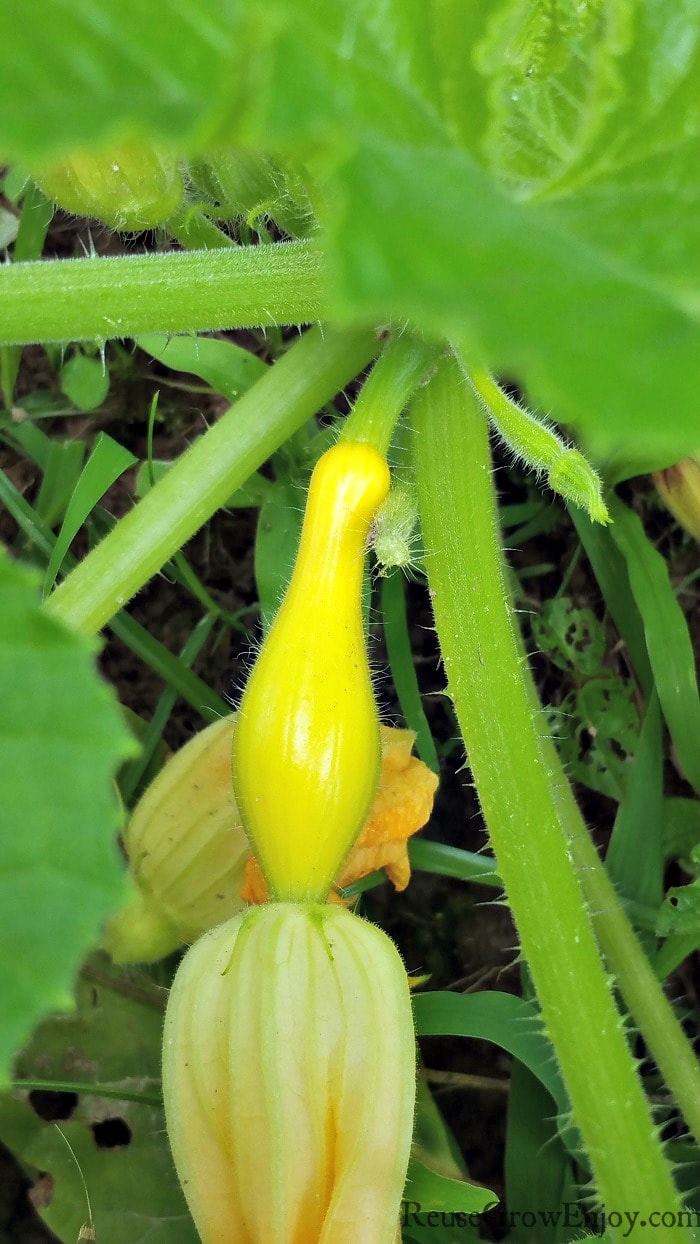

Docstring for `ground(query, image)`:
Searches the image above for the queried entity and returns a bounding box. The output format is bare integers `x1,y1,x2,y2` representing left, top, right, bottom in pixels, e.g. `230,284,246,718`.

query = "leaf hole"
91,1117,132,1149
29,1090,79,1122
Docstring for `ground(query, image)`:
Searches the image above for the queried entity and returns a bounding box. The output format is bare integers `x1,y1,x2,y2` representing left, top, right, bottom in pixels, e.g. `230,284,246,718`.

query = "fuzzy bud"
654,455,700,542
103,715,248,963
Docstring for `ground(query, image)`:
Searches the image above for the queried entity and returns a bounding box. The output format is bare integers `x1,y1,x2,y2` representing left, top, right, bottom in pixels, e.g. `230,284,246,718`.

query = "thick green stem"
0,240,325,345
412,356,687,1238
342,332,438,455
47,326,378,634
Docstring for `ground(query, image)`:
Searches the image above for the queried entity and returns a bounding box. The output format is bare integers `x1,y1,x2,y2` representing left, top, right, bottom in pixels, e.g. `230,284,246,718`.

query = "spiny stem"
412,355,688,1238
0,239,326,345
47,326,378,634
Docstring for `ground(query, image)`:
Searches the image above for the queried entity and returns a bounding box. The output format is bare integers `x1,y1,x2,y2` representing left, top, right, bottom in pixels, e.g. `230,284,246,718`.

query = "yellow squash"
232,441,390,901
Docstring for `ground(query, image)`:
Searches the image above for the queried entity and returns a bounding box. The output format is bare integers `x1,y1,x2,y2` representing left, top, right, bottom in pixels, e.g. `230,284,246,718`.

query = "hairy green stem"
46,326,378,634
0,240,325,345
459,357,609,525
412,356,687,1237
342,332,438,455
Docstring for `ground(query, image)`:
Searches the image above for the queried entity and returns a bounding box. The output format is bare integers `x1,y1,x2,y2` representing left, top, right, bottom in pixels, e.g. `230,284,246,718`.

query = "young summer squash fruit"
162,902,416,1244
232,441,391,902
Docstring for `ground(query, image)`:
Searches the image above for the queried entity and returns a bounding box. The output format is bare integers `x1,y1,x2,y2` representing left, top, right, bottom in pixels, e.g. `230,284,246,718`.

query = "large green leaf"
2,1,700,470
474,0,628,190
1,954,195,1243
327,137,700,474
0,553,136,1080
0,0,244,163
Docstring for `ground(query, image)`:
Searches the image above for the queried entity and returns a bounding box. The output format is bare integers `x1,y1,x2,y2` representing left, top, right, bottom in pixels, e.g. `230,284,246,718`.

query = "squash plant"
1,3,700,1242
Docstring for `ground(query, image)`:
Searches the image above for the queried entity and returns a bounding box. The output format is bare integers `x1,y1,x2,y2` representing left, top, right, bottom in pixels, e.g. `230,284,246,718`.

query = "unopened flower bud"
162,902,416,1244
103,715,248,963
654,455,700,542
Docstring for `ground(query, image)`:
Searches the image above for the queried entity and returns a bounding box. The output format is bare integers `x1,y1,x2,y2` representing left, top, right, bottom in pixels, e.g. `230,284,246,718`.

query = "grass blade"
607,493,700,793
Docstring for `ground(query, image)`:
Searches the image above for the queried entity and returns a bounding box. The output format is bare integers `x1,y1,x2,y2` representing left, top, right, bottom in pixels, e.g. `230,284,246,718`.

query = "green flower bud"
163,902,416,1244
103,715,247,963
33,141,183,231
369,485,421,575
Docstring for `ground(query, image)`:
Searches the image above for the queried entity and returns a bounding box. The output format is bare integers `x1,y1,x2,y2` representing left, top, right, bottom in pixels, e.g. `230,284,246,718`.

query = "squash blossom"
162,902,416,1244
654,454,700,542
232,441,391,902
103,718,437,961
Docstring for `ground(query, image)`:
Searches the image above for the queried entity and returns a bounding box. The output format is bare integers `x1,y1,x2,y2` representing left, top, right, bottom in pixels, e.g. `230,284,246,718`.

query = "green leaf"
607,493,700,795
408,838,500,888
569,507,653,695
606,693,664,910
547,673,639,803
328,137,700,473
475,1,629,191
381,572,439,773
412,1077,466,1182
531,597,606,676
505,1061,577,1244
137,333,267,403
0,0,245,164
663,796,700,867
4,2,700,474
34,438,87,529
656,879,700,939
404,1155,496,1216
44,432,136,595
59,352,110,412
1,953,196,1242
0,554,136,1081
412,991,567,1114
